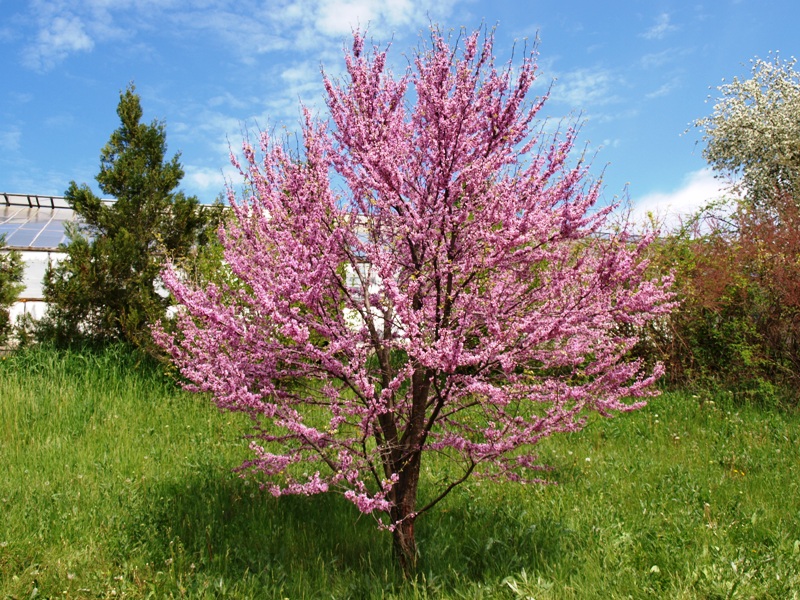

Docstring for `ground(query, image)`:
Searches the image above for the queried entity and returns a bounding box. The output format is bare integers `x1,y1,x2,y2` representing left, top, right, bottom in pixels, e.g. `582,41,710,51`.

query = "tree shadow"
416,485,577,582
113,468,576,596
119,470,391,574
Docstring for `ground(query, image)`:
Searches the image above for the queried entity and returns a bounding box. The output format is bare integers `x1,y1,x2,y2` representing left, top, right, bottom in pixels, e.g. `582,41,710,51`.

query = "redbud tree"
158,27,673,573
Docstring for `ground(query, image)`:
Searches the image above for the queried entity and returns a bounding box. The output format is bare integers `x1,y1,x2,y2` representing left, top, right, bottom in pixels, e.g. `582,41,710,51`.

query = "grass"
1,346,799,598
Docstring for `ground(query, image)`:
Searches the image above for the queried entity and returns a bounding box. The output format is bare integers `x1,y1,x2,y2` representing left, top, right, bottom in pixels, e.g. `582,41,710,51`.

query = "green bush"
642,204,800,404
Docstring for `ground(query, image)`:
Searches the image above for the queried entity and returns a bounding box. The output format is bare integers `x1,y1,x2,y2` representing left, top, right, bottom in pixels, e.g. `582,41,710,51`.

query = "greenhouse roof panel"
1,193,81,250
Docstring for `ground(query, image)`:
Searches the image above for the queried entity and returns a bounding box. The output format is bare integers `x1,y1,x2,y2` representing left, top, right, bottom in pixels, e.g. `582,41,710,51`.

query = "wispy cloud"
646,78,680,99
183,164,239,196
171,106,247,156
0,127,22,154
6,0,471,201
550,67,623,109
639,47,688,69
309,0,460,38
23,13,94,72
17,0,144,72
14,0,466,71
315,0,409,37
170,6,292,62
640,13,677,41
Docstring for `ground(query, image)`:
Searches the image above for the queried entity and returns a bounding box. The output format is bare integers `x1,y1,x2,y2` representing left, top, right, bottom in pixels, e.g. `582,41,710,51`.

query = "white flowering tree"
695,55,800,209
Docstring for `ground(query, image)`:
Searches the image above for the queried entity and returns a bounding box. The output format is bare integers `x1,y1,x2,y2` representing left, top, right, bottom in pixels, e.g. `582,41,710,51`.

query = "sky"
1,0,798,226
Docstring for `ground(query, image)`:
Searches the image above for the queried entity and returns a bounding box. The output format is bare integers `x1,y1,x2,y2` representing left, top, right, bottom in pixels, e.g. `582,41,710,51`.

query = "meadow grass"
1,346,799,598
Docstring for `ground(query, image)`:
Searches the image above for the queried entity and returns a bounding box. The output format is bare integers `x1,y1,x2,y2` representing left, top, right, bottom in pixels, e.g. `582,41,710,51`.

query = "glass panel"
0,224,19,238
0,205,80,248
4,230,31,246
33,231,67,248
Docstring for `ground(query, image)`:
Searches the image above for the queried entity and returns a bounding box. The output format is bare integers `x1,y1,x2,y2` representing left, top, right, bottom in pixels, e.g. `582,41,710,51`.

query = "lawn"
1,346,798,598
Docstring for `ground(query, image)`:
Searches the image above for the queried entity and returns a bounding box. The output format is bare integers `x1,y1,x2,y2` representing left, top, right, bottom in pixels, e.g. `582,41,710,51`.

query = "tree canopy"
158,27,674,572
695,55,800,209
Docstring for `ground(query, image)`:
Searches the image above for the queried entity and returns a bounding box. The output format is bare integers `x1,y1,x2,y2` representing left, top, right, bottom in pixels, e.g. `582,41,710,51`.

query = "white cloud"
630,168,731,230
603,109,641,125
312,0,455,37
600,138,621,149
9,92,34,104
206,91,257,112
184,165,233,196
172,108,245,157
0,127,22,153
165,0,462,61
268,61,327,117
550,67,622,109
173,7,291,61
645,78,680,99
23,13,94,71
2,166,76,196
315,0,380,36
15,0,467,71
641,13,677,41
639,47,686,69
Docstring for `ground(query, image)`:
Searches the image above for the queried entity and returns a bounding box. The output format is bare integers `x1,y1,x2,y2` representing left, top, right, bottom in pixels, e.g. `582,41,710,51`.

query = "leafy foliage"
647,55,800,401
40,84,212,350
646,196,800,401
0,235,24,345
158,27,674,572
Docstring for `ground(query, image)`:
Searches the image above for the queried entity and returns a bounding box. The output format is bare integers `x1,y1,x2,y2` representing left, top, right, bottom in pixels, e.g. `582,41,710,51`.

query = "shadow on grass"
417,485,577,582
111,469,576,596
115,471,397,583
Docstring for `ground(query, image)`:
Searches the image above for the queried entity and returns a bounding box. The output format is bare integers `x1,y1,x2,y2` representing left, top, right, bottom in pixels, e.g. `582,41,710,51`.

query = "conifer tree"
42,84,210,348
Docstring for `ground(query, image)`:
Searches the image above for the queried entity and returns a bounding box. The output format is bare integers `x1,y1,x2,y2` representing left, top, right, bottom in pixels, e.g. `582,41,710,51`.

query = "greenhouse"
1,192,88,322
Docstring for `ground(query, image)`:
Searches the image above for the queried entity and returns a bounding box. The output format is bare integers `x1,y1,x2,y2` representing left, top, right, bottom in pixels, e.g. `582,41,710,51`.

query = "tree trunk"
388,449,422,577
392,512,418,576
384,364,430,577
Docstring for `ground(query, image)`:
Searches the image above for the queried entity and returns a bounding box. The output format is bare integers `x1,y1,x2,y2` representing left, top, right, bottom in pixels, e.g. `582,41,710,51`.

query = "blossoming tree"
158,27,674,573
694,55,800,210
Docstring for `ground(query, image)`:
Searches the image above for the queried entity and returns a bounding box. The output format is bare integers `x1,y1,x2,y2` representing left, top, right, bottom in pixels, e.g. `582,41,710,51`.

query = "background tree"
694,55,800,209
41,84,211,349
158,28,674,573
0,235,24,345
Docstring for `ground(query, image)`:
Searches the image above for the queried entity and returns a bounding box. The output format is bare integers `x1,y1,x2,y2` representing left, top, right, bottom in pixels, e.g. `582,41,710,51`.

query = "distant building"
0,192,101,323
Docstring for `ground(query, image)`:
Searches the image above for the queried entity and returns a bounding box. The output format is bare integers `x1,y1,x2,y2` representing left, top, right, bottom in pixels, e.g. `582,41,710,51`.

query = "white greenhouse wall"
9,250,65,323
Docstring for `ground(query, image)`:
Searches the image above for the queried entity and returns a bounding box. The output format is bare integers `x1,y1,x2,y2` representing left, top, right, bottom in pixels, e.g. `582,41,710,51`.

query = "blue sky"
1,0,798,224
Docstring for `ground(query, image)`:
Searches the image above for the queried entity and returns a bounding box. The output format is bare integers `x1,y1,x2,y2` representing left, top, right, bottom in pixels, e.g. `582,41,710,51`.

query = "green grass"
1,346,799,598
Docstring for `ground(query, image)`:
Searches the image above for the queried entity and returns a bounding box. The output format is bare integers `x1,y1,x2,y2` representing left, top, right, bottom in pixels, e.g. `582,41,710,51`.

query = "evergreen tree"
41,84,210,348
